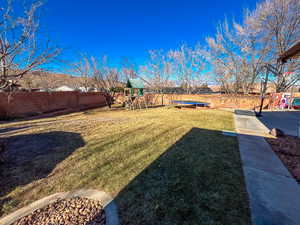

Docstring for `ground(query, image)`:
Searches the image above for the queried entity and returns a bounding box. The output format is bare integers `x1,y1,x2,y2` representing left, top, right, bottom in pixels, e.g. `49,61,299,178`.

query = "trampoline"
172,100,209,107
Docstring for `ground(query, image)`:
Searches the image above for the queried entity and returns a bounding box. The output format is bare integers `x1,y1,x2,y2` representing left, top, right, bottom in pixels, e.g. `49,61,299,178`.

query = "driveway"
258,111,300,136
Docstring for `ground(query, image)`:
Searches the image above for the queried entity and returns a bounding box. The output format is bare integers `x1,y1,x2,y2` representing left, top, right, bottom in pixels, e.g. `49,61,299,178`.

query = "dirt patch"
266,135,300,184
11,197,105,225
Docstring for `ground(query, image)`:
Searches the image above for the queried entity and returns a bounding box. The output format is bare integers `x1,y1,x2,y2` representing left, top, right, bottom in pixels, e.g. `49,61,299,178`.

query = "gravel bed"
11,197,105,225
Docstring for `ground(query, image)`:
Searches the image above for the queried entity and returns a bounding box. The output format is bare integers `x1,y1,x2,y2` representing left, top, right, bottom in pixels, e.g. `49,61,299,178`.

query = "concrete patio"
258,111,300,136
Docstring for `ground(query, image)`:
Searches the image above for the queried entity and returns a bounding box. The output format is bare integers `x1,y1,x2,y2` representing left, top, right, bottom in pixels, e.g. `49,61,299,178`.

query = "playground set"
122,78,211,110
123,79,148,110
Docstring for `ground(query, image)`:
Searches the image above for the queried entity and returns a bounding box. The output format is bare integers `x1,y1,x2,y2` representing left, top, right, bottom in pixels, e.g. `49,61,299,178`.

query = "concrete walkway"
235,110,300,225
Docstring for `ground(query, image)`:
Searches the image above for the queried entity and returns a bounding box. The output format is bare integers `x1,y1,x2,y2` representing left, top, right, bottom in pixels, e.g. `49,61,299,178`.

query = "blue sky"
41,0,259,67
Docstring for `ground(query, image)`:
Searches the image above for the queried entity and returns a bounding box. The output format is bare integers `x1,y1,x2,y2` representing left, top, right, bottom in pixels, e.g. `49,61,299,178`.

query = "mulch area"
266,135,300,184
11,197,105,225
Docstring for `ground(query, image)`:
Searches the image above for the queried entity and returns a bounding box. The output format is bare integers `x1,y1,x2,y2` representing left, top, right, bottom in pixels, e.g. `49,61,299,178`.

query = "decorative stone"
10,197,105,225
0,189,119,225
269,128,285,137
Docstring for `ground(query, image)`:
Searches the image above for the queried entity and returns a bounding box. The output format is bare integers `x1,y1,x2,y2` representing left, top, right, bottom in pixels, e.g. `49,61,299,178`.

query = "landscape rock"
269,128,285,137
11,197,105,225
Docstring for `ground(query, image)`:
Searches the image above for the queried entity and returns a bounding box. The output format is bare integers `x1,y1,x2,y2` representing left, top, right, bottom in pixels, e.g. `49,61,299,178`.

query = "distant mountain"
18,71,89,90
17,71,125,91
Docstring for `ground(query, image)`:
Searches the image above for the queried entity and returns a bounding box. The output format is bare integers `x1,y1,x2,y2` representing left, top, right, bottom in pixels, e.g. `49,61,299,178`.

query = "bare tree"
204,18,268,94
245,0,300,92
120,57,138,81
203,0,300,94
139,50,172,93
0,0,61,92
71,55,122,106
71,54,94,92
92,56,122,93
168,44,205,94
36,70,57,91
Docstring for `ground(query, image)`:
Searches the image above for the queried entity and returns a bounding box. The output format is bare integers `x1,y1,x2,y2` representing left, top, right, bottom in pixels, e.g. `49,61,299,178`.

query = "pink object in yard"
278,93,292,109
279,98,289,109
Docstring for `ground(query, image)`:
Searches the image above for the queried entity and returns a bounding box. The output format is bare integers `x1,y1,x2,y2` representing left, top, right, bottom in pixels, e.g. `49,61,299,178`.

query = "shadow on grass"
0,126,32,134
115,128,251,225
0,131,85,216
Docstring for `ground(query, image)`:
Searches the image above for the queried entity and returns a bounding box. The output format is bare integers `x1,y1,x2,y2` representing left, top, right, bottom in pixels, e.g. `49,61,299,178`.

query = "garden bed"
11,197,105,225
266,135,300,184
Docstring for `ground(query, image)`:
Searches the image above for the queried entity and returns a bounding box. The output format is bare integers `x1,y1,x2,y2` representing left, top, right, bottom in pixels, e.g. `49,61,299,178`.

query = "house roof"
54,85,75,91
279,41,300,63
126,79,144,88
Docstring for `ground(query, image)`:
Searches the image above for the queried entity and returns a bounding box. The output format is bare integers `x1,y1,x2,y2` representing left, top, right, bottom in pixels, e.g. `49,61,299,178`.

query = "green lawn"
0,107,251,225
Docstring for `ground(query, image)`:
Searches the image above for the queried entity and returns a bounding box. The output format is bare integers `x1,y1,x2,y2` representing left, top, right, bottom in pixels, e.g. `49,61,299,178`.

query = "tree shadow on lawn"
0,131,85,216
115,128,251,225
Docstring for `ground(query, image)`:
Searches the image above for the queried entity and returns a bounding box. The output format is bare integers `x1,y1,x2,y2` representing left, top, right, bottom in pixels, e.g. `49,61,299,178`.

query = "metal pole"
257,67,269,117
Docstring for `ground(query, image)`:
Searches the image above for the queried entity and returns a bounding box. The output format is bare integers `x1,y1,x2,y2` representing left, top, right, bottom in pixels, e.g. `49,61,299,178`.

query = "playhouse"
123,79,148,110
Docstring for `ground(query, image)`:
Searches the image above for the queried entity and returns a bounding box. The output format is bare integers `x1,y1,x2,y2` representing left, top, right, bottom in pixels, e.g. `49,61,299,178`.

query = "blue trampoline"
172,100,209,107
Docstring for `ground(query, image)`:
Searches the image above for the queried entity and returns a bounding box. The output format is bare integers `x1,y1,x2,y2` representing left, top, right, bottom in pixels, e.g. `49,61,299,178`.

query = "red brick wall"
114,93,271,110
143,94,270,110
0,92,107,119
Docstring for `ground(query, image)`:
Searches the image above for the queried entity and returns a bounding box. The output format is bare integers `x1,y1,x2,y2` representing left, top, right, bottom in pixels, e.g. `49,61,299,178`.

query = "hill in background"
18,71,86,90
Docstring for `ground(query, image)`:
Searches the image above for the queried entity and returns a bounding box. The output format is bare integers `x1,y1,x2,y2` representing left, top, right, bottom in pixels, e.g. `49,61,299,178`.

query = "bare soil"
266,135,300,184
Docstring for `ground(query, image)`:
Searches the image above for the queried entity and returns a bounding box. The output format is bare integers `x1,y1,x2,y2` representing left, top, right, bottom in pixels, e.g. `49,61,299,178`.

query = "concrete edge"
222,130,237,136
233,113,272,137
0,189,119,225
252,115,271,134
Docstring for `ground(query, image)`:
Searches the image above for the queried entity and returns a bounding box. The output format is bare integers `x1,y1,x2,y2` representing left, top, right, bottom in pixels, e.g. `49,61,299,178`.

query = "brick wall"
143,94,270,110
0,92,107,119
114,93,272,110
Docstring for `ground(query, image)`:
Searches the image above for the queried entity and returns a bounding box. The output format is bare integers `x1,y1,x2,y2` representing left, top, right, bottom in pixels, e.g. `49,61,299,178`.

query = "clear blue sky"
41,0,259,67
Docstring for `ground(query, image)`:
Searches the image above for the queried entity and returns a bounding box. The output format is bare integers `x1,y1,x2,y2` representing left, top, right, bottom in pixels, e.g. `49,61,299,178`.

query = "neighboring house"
54,85,75,92
77,87,96,92
38,88,52,92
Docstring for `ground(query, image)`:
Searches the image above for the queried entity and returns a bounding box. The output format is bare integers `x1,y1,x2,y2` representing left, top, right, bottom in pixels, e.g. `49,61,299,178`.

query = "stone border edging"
0,189,119,225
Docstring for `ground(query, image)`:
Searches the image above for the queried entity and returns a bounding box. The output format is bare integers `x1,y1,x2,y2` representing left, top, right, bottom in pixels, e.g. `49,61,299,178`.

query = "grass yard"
0,106,251,225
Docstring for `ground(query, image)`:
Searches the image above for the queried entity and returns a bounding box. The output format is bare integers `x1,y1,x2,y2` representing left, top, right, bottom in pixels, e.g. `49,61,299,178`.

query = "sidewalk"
234,110,300,225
